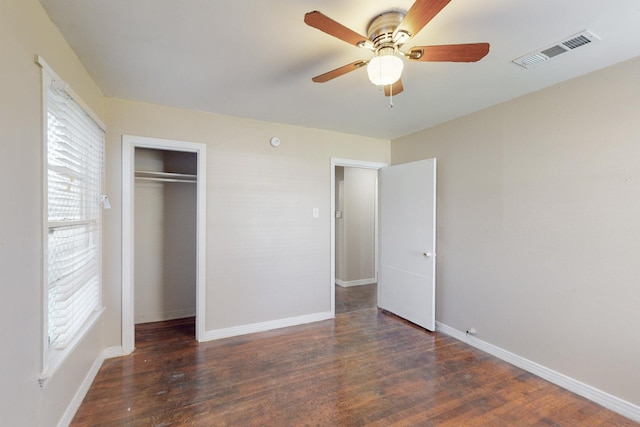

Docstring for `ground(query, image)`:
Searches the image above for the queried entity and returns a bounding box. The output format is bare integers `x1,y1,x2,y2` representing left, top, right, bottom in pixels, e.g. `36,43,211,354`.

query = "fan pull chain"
389,84,394,108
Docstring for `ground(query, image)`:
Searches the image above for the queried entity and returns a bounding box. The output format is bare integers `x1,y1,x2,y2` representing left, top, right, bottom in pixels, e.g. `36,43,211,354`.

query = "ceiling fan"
304,0,489,97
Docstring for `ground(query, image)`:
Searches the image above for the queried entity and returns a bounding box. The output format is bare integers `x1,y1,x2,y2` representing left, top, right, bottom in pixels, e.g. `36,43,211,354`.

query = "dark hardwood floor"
71,306,637,425
335,283,377,314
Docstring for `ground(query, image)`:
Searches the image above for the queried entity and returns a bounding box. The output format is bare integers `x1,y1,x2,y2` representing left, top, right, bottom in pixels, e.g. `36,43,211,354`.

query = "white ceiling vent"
512,30,600,69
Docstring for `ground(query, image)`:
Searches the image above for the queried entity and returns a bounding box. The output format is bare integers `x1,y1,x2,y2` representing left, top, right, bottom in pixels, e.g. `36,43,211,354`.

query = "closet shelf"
135,170,197,183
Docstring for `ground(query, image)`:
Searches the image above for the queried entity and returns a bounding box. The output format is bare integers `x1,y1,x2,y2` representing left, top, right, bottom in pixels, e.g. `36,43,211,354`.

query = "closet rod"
135,177,196,183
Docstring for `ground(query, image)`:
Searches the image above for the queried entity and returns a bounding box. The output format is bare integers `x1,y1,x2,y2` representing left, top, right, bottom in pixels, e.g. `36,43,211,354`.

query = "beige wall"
392,56,640,406
342,167,377,284
0,0,105,425
335,167,346,281
102,98,390,343
336,166,378,285
161,181,198,318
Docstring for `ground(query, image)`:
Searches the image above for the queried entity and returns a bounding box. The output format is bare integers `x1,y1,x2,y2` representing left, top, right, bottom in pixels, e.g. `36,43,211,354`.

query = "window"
39,58,106,379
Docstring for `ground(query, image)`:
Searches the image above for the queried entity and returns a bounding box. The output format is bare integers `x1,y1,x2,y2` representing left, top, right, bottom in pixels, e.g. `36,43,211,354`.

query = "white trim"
331,158,390,169
121,135,207,354
335,278,376,287
121,138,135,354
40,62,50,377
102,346,125,359
35,55,107,132
200,312,333,342
39,307,105,388
330,158,387,317
135,309,196,324
430,159,437,329
435,321,640,423
55,346,114,427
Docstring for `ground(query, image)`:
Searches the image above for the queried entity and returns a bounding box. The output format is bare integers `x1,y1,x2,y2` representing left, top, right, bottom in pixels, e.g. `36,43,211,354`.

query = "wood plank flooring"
71,308,638,426
335,283,377,314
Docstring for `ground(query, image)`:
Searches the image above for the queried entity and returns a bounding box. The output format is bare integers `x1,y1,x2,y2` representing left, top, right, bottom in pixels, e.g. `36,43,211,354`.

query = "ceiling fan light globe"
367,55,404,86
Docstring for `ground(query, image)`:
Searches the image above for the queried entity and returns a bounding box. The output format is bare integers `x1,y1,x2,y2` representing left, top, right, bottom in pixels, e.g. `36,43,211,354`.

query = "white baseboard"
335,278,376,287
200,311,334,342
435,321,640,423
135,308,196,324
103,345,125,359
56,346,114,427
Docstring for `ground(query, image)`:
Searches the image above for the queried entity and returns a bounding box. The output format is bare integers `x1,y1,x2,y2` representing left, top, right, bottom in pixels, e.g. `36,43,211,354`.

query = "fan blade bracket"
408,48,423,60
357,40,375,51
393,30,411,46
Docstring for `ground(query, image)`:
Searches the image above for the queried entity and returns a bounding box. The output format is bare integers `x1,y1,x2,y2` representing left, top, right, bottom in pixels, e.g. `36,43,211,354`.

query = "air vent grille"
512,30,600,69
563,35,591,49
518,53,548,68
540,45,568,58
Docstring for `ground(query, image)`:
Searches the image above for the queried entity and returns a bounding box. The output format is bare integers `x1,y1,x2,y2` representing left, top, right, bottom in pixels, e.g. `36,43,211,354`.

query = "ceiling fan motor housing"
367,11,408,51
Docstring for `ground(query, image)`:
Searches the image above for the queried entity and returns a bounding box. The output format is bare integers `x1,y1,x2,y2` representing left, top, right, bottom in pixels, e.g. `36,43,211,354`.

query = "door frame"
330,158,388,316
122,135,207,354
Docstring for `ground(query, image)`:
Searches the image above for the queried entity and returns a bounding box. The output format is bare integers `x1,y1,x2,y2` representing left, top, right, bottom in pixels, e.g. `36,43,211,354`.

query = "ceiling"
39,0,640,139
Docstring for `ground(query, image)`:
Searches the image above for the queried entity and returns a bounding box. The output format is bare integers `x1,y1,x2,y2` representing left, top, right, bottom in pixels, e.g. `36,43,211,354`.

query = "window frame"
37,57,107,386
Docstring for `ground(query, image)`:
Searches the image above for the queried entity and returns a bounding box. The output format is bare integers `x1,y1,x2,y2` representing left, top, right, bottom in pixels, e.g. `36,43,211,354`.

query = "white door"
378,158,436,330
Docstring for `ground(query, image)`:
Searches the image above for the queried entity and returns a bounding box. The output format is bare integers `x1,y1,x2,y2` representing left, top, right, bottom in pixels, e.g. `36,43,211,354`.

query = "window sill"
38,306,105,389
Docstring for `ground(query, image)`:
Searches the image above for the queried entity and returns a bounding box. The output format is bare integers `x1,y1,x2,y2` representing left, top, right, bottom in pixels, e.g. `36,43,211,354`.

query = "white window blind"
46,80,104,352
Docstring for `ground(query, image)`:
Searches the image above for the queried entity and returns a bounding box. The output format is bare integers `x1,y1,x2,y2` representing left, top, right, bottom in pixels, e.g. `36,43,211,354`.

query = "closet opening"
122,135,207,354
134,148,197,326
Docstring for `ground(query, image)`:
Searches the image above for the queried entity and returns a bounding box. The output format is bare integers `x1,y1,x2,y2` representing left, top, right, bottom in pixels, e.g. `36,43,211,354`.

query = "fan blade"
312,60,368,83
408,43,490,62
394,0,452,38
304,11,370,47
384,79,404,96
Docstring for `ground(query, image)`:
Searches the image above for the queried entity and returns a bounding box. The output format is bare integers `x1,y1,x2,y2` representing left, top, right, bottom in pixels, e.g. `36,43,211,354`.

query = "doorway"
134,148,196,324
330,158,388,316
122,135,207,354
